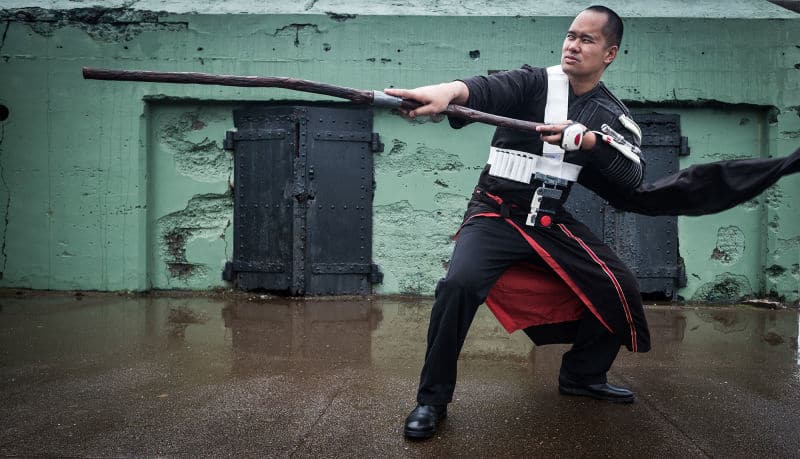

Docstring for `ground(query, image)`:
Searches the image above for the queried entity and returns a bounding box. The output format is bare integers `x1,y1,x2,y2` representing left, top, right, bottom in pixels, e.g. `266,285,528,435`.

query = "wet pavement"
1,292,799,458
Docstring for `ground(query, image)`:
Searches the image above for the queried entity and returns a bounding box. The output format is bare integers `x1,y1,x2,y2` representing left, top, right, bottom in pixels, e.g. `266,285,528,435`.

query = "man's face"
561,10,618,80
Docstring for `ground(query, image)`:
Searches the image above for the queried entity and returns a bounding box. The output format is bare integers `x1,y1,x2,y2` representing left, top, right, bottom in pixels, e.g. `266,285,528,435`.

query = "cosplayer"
385,5,800,440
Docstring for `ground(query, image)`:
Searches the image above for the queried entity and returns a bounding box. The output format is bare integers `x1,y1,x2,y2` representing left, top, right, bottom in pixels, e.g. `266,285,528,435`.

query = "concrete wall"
0,3,798,302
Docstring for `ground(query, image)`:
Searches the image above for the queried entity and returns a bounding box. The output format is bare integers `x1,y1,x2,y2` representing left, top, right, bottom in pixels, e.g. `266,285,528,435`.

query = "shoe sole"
558,385,635,404
403,428,436,440
403,414,447,440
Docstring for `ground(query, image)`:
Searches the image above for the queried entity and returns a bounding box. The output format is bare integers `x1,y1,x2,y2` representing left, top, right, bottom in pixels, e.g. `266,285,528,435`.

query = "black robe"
450,65,800,351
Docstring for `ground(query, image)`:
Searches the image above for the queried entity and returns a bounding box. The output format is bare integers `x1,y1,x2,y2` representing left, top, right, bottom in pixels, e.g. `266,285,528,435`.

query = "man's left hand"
536,121,596,151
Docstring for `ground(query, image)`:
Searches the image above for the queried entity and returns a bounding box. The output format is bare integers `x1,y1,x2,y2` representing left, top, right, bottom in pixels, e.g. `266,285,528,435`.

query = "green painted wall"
0,5,798,302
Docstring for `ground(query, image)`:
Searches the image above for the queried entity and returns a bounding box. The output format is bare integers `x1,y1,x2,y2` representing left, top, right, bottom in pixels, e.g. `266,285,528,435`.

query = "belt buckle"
533,172,569,188
526,180,562,228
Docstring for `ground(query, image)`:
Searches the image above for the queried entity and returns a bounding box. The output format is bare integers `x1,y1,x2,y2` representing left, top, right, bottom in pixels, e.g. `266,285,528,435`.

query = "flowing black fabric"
580,147,800,216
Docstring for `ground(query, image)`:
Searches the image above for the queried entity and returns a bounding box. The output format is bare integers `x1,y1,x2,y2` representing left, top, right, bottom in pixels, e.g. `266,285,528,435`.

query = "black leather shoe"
403,404,447,439
558,382,635,403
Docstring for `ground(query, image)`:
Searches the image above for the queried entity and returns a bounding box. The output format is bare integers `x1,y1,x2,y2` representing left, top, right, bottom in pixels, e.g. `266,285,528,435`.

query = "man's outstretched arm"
384,81,469,119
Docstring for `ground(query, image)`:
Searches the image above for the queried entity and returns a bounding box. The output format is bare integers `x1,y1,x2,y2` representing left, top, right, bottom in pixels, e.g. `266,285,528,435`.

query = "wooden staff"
82,67,545,132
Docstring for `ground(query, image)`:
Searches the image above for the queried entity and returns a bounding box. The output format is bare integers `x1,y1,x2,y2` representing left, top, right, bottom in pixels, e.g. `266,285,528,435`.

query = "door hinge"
679,136,690,156
370,263,384,284
371,133,384,153
223,129,236,151
677,258,687,288
222,261,234,281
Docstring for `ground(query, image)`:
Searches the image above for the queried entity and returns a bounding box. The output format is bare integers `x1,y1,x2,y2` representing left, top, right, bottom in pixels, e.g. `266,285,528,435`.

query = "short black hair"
584,5,623,48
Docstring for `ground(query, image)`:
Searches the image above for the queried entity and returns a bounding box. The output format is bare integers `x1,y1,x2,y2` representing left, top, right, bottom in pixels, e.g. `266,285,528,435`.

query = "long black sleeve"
583,147,800,216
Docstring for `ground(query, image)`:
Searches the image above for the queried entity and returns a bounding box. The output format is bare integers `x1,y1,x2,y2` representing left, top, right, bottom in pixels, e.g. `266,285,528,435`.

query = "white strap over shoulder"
543,65,569,160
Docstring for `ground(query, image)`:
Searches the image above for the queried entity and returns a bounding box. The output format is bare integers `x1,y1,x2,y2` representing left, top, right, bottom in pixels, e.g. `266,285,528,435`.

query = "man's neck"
568,75,601,96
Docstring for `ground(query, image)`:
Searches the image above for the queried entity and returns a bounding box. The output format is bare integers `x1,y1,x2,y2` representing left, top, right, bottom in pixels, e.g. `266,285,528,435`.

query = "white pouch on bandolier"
486,147,581,184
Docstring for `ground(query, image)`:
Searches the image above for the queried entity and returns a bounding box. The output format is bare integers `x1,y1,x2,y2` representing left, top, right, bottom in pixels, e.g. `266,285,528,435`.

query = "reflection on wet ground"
1,292,798,457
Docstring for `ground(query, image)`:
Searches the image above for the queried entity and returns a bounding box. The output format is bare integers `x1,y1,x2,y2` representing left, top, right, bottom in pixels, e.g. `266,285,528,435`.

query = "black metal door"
564,113,688,298
224,105,383,295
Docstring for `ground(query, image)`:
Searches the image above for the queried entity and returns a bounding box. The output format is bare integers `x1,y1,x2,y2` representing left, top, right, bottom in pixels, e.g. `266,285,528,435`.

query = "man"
385,5,649,440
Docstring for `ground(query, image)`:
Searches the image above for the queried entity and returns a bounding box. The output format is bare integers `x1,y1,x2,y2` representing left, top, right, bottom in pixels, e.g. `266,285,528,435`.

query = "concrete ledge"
2,0,799,18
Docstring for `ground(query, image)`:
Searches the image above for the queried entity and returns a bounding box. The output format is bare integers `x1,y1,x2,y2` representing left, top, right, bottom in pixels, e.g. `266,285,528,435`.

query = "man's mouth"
563,55,579,64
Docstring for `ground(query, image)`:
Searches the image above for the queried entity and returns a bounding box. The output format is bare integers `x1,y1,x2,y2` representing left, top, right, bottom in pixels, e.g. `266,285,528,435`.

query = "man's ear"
604,45,619,65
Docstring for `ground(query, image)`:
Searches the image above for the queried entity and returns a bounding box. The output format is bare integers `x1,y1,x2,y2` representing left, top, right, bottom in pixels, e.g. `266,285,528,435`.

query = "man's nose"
567,40,580,52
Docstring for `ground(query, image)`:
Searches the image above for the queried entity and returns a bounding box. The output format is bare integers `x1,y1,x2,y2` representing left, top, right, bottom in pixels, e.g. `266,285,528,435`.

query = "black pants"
416,217,623,406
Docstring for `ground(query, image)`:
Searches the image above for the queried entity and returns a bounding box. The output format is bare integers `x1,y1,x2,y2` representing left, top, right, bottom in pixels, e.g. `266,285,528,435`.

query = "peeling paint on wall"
156,193,232,280
767,214,780,231
326,12,356,22
766,264,787,278
158,111,231,183
1,8,187,42
375,139,464,177
272,23,321,47
764,184,785,208
766,237,800,300
691,273,752,303
766,271,797,301
775,235,800,252
374,193,465,295
710,226,745,265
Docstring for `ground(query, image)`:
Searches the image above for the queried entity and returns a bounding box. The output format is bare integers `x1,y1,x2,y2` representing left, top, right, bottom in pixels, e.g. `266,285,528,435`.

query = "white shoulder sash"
542,65,569,160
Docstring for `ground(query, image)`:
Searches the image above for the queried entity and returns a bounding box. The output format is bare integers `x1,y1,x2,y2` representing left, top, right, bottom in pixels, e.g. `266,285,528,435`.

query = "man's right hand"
383,81,469,119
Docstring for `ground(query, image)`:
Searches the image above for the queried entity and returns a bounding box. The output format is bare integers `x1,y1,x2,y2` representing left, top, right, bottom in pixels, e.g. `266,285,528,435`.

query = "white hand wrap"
561,123,587,151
